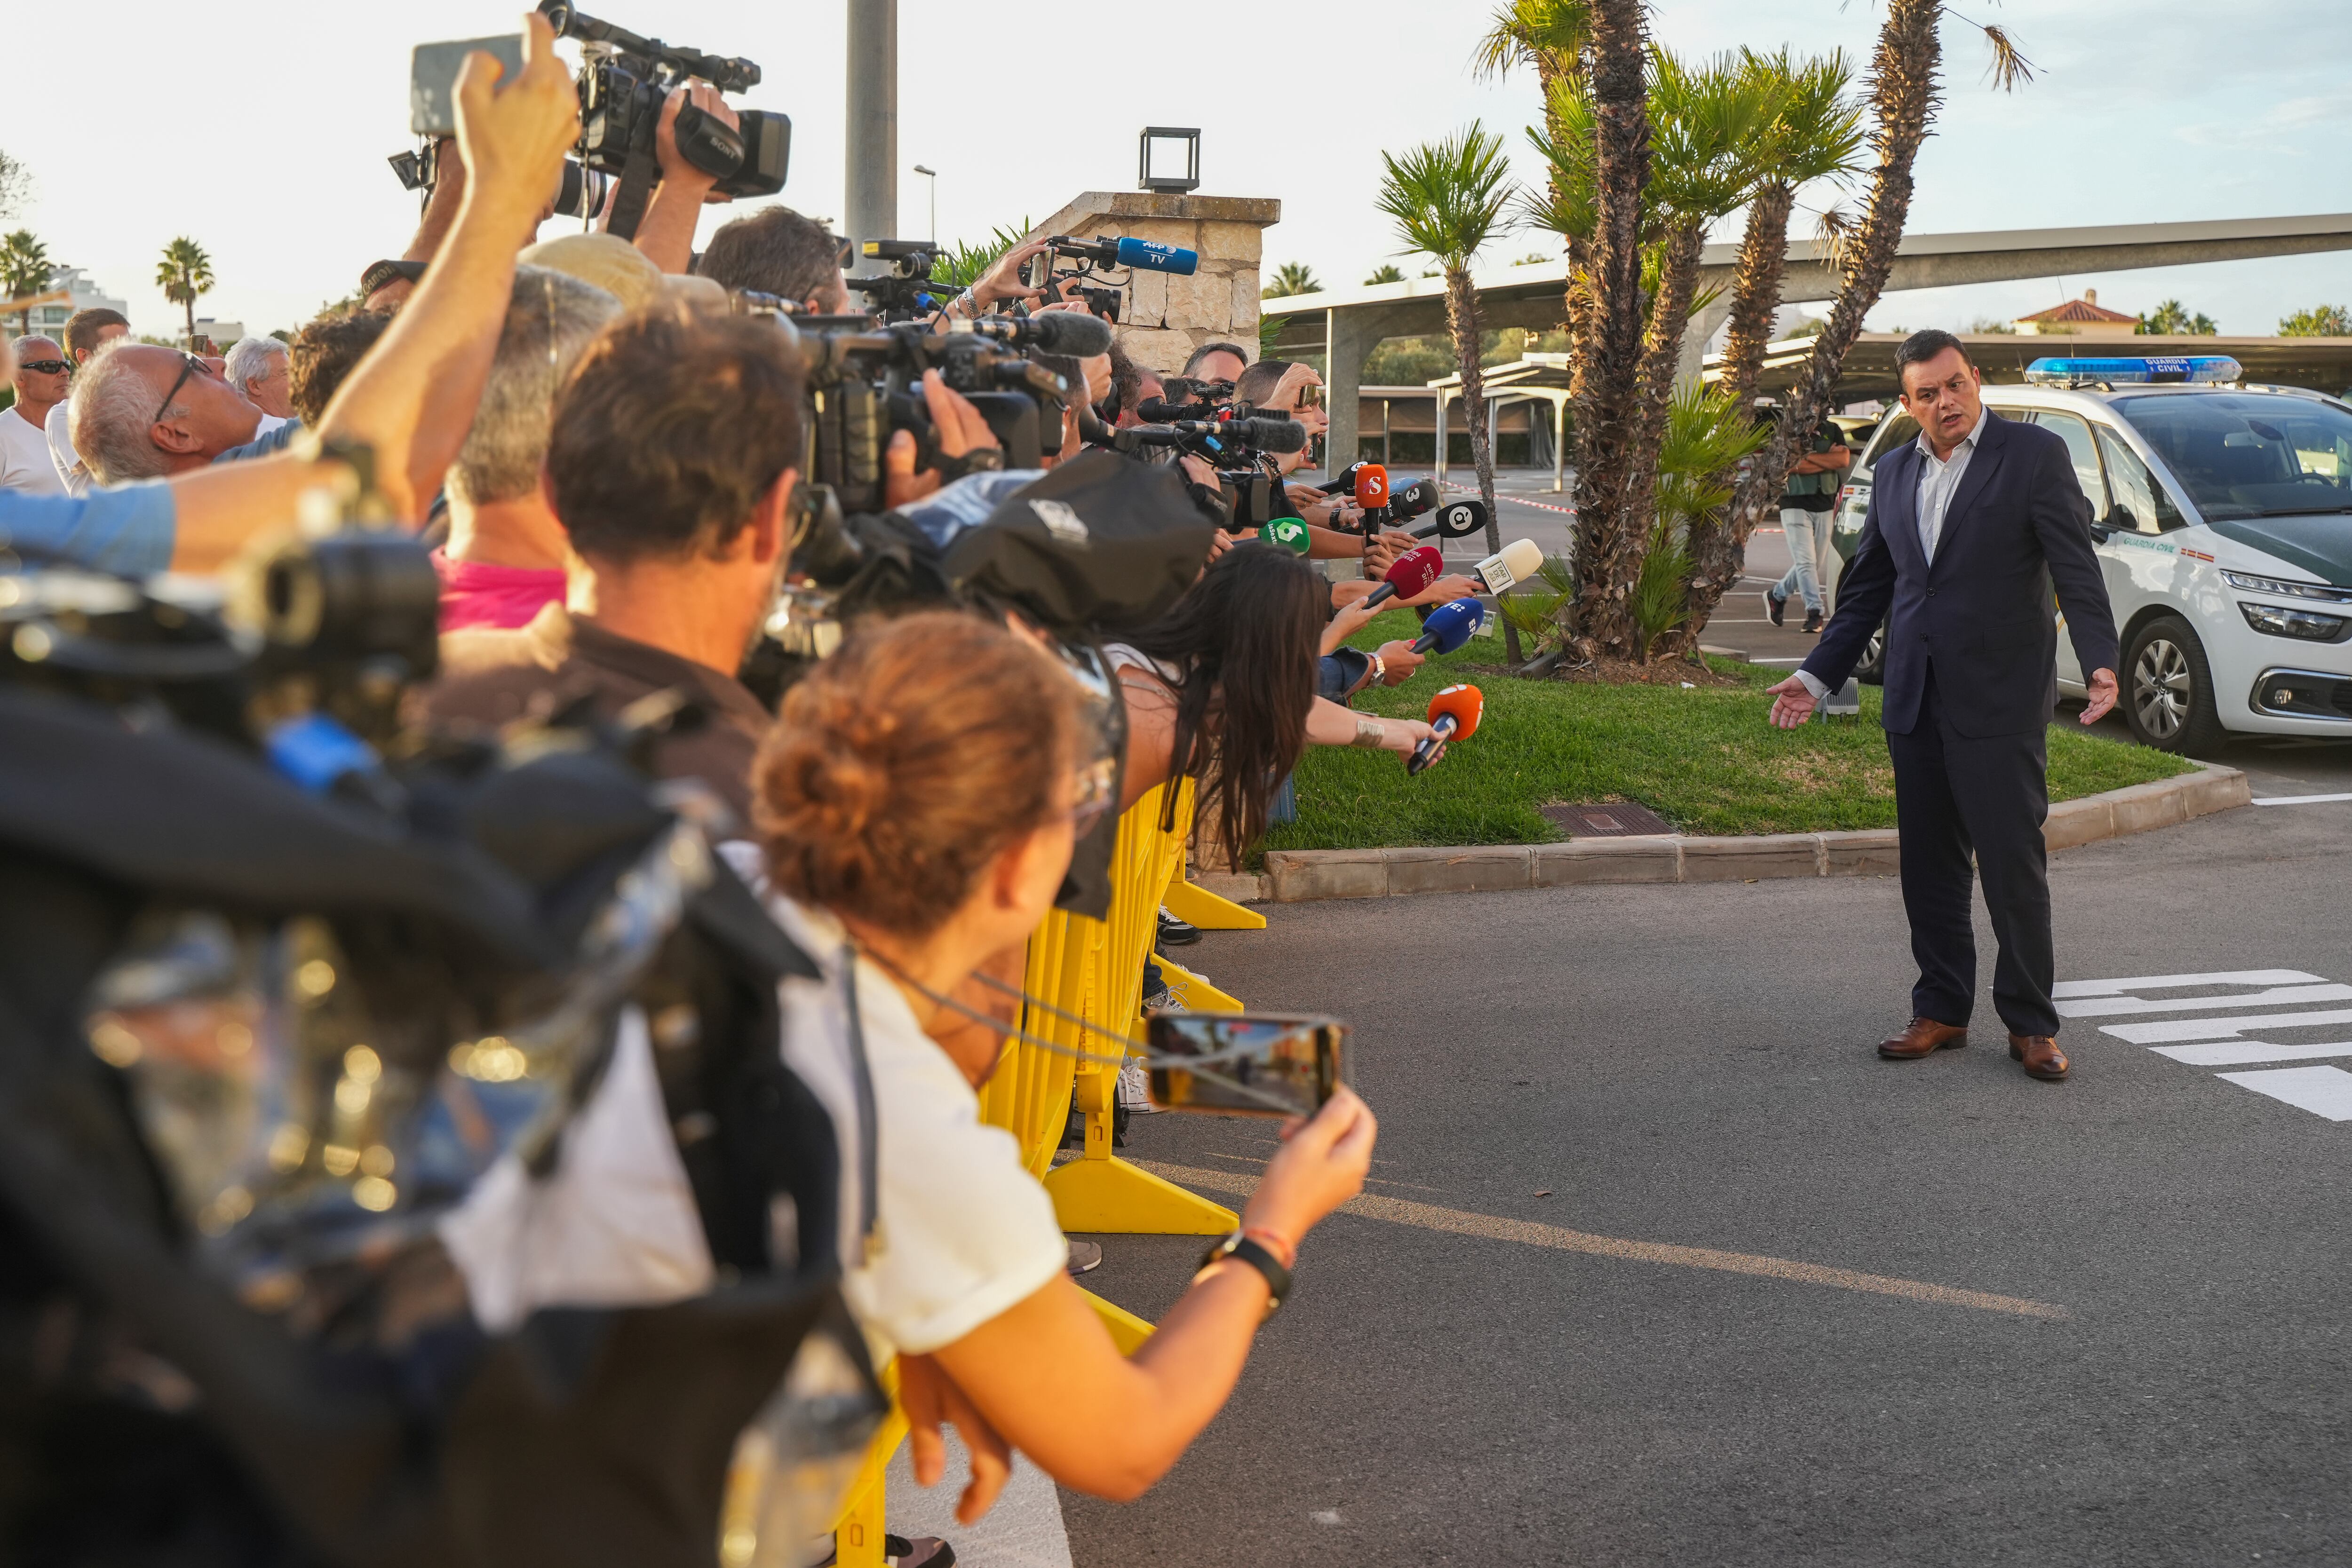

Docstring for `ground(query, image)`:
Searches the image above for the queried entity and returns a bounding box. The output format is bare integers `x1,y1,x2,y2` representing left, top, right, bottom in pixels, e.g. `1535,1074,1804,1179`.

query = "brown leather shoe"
2009,1033,2069,1081
1877,1017,1968,1060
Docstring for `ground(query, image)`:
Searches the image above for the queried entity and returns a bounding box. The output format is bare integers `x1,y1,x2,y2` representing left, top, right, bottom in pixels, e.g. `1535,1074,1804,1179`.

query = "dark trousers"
1883,665,2060,1037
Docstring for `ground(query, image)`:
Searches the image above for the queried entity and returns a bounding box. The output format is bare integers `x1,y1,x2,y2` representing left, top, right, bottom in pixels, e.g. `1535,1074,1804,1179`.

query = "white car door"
2019,408,2116,687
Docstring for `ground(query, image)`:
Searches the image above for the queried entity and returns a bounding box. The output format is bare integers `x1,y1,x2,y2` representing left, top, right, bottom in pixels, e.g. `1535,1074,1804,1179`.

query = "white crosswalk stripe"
2068,967,2352,1123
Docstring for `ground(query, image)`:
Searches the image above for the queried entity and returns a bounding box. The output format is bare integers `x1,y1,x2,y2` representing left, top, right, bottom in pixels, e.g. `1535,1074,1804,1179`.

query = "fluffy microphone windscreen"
1026,310,1114,356
1426,682,1484,741
1353,463,1390,509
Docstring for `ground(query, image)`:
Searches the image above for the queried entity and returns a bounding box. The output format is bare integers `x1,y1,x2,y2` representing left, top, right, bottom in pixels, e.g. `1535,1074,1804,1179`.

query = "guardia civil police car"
1828,355,2352,752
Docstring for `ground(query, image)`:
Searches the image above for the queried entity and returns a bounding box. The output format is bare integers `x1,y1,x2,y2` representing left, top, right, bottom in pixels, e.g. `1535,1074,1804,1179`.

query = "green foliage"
1471,0,1595,86
0,149,29,221
1656,379,1764,530
2279,303,2352,337
1376,121,1518,272
1645,48,1781,225
1258,311,1287,359
1362,330,1543,384
2137,299,2217,336
1742,47,1866,191
1963,315,2016,334
1628,517,1693,661
1363,263,1406,285
1261,614,2190,849
1263,261,1323,298
932,220,1031,289
1520,79,1597,241
1,230,52,326
1512,252,1552,266
1495,554,1578,656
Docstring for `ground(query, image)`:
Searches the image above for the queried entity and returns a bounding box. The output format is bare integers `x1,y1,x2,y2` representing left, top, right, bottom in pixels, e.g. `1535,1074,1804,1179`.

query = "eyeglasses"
17,359,68,376
153,352,211,425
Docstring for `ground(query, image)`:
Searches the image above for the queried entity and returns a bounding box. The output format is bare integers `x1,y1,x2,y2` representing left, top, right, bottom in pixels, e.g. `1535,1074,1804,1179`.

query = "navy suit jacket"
1803,412,2121,738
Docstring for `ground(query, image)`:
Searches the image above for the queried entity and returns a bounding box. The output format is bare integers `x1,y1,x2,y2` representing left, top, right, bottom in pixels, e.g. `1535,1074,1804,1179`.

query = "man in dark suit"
1766,331,2121,1082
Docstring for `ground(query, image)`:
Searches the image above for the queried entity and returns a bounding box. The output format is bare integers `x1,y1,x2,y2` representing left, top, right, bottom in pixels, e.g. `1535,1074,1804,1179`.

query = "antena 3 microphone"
1472,537,1542,594
1361,543,1442,608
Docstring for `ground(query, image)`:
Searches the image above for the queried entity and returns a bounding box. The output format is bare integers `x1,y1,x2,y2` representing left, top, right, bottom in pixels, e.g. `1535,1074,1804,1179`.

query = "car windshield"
2114,394,2352,520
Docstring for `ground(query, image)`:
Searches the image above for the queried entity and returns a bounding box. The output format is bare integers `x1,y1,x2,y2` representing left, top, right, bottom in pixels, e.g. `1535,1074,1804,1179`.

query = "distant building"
18,267,132,339
188,317,245,351
2012,288,2139,337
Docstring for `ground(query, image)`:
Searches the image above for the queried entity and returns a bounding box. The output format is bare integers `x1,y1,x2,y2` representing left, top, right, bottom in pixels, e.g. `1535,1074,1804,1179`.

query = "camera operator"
629,81,740,275
697,205,853,315
0,17,579,574
741,610,1378,1523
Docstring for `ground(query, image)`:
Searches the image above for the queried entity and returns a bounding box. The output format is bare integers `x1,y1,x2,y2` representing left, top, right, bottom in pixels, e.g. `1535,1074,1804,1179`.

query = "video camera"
843,239,951,322
1136,377,1235,423
536,0,789,236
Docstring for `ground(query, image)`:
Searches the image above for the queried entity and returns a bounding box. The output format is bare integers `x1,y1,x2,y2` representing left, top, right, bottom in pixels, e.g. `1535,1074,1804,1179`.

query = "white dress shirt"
1796,407,1990,701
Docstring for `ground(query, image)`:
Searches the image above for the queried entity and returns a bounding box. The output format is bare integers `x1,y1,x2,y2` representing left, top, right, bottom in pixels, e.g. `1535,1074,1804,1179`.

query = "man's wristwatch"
359,259,427,298
1196,1231,1291,1313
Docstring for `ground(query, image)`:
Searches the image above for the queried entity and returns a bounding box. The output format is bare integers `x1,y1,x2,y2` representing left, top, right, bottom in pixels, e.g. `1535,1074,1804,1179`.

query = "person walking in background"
1764,405,1851,634
1766,330,2119,1083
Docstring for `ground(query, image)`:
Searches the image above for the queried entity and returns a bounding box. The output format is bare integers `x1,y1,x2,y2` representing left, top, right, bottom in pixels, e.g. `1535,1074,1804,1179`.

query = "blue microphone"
1050,233,1200,277
1409,597,1486,655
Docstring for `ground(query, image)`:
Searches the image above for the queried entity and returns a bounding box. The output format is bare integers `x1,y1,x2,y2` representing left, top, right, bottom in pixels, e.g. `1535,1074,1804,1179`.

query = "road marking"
2058,983,2352,1019
2251,792,2352,807
2102,1007,2352,1044
2054,969,2322,997
2215,1066,2352,1120
2153,1039,2352,1067
1135,1161,2071,1321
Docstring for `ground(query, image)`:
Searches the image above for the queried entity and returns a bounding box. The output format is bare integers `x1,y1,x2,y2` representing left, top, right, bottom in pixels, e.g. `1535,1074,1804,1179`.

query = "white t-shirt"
0,405,64,496
723,841,1069,1358
45,401,88,497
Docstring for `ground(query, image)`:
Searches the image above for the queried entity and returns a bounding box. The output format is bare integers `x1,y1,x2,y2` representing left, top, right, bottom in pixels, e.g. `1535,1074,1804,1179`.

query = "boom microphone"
1049,234,1200,276
1407,682,1484,776
980,310,1114,356
1471,538,1543,594
1362,543,1443,609
1409,596,1486,654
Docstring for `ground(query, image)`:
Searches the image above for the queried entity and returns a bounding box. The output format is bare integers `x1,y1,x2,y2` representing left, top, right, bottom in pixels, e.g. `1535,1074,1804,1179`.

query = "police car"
1828,355,2352,753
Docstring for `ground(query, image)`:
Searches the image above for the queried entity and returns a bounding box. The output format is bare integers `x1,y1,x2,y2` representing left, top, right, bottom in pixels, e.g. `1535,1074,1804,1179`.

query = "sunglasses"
18,359,69,376
153,352,214,425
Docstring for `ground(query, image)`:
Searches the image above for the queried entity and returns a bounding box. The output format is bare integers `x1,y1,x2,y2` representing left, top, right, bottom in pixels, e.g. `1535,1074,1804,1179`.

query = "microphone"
1256,516,1310,554
1361,543,1443,609
1409,497,1490,542
980,310,1113,356
1407,682,1484,776
1389,475,1440,519
1470,538,1543,594
1408,596,1486,655
1049,233,1200,276
1351,462,1391,514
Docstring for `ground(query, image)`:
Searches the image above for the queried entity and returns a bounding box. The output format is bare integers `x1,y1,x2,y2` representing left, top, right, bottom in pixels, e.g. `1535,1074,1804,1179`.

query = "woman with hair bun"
747,610,1378,1523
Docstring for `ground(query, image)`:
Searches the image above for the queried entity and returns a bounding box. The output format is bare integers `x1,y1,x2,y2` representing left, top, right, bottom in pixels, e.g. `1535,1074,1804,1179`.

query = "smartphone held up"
1144,1011,1349,1118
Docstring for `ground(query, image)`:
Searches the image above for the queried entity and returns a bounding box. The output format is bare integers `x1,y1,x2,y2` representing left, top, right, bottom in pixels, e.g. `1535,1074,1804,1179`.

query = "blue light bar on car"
2023,355,2242,386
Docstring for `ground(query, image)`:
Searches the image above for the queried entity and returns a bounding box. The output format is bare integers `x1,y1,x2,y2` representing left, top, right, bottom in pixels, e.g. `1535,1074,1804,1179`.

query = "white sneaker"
1118,1057,1162,1113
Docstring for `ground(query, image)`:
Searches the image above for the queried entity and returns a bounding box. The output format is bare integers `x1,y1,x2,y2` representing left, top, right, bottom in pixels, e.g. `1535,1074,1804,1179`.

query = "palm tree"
1475,1,1597,410
2136,299,2217,335
2279,303,2352,337
1261,261,1323,299
1363,263,1406,286
1565,0,1652,659
157,237,215,348
1,230,53,333
1728,0,2035,634
1376,122,1522,661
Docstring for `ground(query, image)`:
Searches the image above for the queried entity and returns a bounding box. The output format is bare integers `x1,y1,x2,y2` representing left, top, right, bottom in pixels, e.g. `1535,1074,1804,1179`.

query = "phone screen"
1145,1012,1346,1118
411,35,527,138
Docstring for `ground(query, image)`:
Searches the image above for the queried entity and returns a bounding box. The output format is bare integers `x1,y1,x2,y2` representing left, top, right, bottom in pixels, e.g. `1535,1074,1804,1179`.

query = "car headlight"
2223,570,2352,604
2238,600,2349,641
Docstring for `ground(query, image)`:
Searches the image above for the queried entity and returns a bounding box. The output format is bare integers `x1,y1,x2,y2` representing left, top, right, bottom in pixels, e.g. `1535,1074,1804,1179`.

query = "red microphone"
1361,543,1442,608
1408,682,1483,775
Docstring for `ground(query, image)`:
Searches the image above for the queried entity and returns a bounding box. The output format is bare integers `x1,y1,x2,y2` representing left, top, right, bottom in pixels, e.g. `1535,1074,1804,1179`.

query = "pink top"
433,548,566,632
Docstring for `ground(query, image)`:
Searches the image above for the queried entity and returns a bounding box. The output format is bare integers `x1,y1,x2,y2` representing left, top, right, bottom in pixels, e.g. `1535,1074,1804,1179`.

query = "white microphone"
1470,538,1542,594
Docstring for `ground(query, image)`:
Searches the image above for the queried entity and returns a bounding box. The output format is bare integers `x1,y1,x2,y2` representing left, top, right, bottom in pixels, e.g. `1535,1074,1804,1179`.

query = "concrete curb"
1211,763,2249,906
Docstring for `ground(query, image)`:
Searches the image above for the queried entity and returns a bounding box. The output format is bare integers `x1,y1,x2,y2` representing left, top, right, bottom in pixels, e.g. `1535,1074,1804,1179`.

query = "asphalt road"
1062,796,2352,1566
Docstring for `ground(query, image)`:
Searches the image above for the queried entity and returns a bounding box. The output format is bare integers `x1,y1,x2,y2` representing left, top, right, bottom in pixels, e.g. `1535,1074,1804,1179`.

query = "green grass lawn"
1261,609,2194,853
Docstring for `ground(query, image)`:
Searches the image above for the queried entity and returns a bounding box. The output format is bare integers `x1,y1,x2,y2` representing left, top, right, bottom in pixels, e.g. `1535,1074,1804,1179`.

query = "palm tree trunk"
1570,0,1651,660
1732,0,1941,569
1615,219,1705,594
1665,185,1796,657
183,294,196,348
1446,266,1523,665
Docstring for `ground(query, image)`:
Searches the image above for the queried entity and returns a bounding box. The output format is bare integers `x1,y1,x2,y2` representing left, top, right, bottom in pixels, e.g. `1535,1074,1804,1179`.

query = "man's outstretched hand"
1766,674,1819,729
2081,666,2119,725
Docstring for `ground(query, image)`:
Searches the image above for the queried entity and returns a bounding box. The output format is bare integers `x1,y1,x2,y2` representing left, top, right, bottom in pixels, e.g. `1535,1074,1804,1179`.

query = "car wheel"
2122,615,2225,754
1856,620,1887,686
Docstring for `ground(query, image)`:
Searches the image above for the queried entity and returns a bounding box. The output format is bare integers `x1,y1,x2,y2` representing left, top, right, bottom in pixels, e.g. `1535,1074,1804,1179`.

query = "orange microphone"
1408,683,1483,775
1352,462,1391,515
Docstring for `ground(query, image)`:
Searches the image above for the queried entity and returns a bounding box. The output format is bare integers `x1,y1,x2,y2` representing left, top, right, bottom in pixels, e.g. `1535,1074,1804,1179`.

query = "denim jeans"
1773,506,1836,613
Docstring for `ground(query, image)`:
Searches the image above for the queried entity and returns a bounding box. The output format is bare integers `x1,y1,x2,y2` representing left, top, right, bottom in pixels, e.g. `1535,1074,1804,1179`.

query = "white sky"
3,0,2345,340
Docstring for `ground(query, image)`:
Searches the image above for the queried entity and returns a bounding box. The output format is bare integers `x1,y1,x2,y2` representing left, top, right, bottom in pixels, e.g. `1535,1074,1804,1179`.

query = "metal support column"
1553,395,1567,492
844,0,898,252
1433,390,1447,486
1323,307,1365,474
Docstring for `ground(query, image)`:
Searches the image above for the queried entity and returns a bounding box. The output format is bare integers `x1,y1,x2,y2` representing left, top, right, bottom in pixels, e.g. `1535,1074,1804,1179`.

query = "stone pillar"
1017,193,1281,373
1319,302,1416,473
1678,295,1733,387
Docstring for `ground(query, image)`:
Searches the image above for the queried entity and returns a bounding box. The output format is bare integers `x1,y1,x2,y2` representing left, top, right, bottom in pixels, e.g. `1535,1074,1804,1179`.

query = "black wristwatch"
1196,1231,1291,1313
359,259,428,299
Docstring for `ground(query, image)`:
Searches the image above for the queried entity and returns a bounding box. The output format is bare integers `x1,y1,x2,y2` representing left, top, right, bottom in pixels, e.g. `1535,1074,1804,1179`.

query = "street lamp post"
845,0,897,253
913,165,937,244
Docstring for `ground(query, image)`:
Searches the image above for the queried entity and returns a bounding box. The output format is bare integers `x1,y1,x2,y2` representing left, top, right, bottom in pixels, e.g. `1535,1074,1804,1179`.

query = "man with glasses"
66,342,278,485
1,337,71,495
